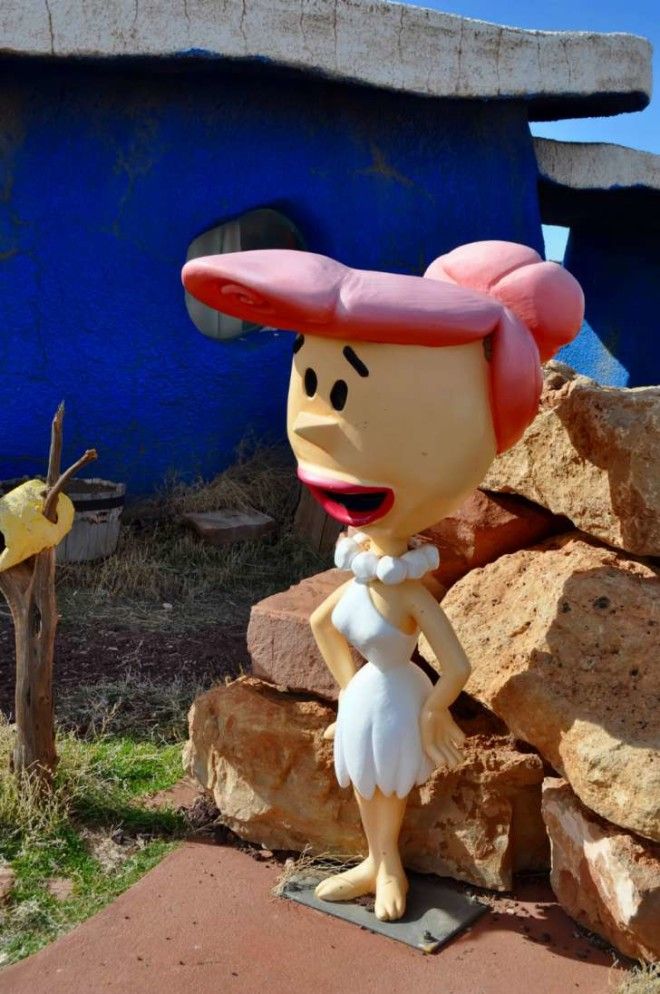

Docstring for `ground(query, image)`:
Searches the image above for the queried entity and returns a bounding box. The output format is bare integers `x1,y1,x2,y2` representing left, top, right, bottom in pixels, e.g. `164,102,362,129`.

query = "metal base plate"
281,870,488,953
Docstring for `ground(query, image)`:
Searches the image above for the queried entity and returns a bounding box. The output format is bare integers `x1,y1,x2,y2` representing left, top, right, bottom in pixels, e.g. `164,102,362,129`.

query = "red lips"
297,468,394,526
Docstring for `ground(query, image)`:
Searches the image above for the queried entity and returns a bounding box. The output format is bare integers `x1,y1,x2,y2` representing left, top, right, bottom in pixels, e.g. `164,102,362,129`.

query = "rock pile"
482,362,660,556
185,362,659,960
542,781,660,963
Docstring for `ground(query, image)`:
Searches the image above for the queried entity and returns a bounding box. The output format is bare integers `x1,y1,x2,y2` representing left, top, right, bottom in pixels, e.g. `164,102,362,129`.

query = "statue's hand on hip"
420,703,466,770
322,687,347,741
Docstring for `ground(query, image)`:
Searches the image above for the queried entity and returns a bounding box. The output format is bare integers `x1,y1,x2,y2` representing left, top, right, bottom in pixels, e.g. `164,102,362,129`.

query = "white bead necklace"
334,532,439,585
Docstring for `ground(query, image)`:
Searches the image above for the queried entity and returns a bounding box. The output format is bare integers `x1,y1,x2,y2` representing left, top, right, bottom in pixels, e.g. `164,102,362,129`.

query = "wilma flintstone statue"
182,241,584,921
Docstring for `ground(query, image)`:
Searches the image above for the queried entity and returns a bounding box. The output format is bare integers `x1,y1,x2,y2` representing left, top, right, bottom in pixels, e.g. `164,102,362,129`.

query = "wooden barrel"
56,478,126,563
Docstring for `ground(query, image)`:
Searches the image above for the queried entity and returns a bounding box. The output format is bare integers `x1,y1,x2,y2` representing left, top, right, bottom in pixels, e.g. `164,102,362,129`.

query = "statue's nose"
291,411,342,446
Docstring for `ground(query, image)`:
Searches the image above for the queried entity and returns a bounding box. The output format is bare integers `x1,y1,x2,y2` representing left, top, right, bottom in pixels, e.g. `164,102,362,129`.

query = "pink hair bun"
425,241,584,362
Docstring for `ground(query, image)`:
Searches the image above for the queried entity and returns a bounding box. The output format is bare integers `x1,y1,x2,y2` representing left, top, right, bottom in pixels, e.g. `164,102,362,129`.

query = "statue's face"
287,334,497,542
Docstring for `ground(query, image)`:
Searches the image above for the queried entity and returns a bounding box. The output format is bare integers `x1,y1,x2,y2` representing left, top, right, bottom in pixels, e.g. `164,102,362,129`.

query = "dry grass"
56,443,328,631
163,440,299,521
272,847,359,897
56,671,210,743
0,717,89,841
612,963,660,994
0,443,332,964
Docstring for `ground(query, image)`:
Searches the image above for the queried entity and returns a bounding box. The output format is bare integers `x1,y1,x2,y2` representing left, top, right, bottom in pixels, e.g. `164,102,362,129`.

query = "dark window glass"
185,209,305,341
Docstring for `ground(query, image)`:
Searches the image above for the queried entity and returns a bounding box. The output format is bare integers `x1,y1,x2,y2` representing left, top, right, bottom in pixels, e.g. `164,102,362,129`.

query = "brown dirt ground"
0,617,250,722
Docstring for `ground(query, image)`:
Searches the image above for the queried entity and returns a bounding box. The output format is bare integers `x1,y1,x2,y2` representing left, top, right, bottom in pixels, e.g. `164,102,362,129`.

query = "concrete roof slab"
535,138,660,227
535,138,660,193
0,0,652,121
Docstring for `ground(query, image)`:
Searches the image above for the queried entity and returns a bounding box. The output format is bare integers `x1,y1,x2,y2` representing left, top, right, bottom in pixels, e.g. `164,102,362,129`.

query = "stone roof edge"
0,0,652,120
535,137,660,192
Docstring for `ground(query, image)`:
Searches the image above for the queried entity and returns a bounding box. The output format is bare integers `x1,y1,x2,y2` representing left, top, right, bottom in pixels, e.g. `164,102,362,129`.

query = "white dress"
331,578,435,800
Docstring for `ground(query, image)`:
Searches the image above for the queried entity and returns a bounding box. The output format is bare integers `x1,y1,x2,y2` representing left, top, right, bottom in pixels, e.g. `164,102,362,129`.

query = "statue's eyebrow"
342,345,369,377
293,334,304,354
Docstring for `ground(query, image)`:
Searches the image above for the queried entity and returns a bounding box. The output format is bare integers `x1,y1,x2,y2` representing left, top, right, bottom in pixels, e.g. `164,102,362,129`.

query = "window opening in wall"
542,225,570,264
185,208,305,341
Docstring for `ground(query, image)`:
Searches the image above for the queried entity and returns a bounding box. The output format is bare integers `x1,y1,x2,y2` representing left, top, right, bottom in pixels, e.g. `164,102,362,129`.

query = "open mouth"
297,469,394,526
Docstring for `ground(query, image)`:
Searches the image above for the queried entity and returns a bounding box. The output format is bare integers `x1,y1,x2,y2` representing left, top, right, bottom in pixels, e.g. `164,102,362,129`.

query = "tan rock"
247,569,359,700
184,676,548,891
182,509,276,545
543,779,660,962
420,535,660,841
420,489,566,588
482,362,660,556
0,863,15,903
46,877,74,902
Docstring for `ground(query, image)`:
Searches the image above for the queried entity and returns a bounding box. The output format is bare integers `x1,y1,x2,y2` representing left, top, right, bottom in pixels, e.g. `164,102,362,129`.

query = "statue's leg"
368,789,408,921
314,788,408,921
314,789,377,902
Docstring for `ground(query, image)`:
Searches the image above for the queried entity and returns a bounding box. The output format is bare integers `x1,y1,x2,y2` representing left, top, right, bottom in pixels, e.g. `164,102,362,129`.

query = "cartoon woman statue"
182,241,583,921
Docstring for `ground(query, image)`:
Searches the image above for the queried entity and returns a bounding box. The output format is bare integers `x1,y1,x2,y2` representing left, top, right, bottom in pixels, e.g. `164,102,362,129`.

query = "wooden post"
0,404,97,785
293,485,342,556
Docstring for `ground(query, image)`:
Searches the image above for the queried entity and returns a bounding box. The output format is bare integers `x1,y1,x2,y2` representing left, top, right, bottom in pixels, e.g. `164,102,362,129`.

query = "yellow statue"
0,479,74,572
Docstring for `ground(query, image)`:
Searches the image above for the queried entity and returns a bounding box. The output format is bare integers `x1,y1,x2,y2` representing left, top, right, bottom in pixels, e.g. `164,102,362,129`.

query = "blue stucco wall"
0,60,544,494
557,226,660,388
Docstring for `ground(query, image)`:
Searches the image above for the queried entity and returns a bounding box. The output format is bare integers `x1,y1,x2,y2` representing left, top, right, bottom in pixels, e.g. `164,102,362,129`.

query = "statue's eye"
304,368,317,397
330,379,348,411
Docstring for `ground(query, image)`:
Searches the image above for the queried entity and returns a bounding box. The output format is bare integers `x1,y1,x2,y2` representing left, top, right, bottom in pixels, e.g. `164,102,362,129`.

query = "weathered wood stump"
0,404,96,785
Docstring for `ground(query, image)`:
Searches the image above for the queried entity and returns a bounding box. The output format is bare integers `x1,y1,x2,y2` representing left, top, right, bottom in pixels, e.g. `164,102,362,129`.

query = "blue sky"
402,1,658,259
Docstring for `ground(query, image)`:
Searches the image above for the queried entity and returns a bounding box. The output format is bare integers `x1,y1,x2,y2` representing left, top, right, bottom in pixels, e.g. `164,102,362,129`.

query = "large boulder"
420,489,567,588
482,362,660,556
543,779,660,962
419,535,660,841
247,569,358,700
184,676,548,891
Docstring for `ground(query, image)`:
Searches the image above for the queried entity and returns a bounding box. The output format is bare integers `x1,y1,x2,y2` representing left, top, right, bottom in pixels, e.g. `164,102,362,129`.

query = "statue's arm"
405,581,469,770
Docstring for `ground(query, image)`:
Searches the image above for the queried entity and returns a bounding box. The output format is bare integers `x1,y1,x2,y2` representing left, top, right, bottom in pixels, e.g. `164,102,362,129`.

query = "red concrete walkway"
0,841,622,994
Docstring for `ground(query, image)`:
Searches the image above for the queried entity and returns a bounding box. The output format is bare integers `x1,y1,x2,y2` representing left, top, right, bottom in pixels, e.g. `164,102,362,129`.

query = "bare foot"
315,858,376,902
374,864,409,921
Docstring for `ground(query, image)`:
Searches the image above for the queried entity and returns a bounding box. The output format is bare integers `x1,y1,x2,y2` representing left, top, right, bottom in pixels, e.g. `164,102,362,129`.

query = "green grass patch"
0,719,185,967
3,834,175,965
